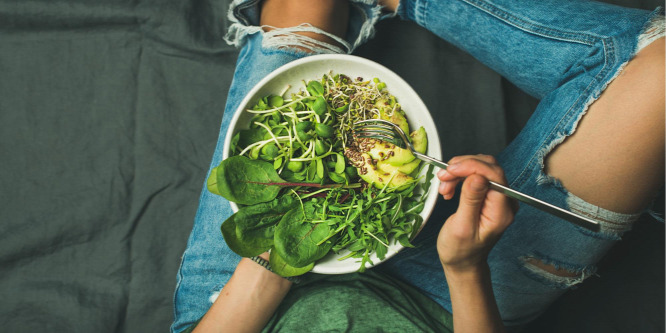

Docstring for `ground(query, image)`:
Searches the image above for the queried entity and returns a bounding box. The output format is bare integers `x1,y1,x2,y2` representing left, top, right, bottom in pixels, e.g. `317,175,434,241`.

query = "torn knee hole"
520,255,595,288
523,257,579,278
262,24,350,54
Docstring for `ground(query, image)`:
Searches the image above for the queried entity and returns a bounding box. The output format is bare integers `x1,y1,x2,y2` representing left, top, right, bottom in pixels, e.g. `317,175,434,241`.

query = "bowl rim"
221,54,441,274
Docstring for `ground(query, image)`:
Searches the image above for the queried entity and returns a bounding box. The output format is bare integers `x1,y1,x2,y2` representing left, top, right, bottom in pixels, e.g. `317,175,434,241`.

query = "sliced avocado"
410,126,427,154
357,153,414,190
377,127,428,175
377,158,420,175
367,141,415,166
375,98,410,134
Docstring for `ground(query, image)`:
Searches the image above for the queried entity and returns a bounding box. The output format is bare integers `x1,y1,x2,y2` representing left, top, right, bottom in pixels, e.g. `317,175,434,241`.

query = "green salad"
207,73,433,277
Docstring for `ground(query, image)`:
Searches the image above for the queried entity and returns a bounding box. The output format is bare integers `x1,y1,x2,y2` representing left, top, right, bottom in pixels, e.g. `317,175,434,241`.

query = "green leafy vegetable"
306,80,324,96
274,202,336,268
221,196,300,257
206,167,221,196
213,155,285,205
270,246,315,276
312,96,327,116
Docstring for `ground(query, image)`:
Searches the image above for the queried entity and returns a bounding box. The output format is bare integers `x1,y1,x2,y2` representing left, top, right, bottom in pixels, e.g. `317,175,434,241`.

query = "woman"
172,0,664,332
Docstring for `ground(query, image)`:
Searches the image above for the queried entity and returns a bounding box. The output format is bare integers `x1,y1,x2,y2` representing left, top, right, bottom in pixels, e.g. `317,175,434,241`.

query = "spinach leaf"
221,217,256,257
270,248,314,277
274,202,335,268
221,196,299,257
214,156,285,205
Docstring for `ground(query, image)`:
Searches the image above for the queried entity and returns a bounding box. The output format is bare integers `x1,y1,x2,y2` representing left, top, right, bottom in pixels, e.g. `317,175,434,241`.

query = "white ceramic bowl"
223,54,442,274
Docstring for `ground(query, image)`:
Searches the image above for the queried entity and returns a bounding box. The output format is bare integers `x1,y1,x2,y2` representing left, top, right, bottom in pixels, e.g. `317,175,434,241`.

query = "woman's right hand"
436,155,517,274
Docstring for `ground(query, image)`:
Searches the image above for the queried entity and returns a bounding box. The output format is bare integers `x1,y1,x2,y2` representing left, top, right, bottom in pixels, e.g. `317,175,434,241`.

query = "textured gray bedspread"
0,0,662,332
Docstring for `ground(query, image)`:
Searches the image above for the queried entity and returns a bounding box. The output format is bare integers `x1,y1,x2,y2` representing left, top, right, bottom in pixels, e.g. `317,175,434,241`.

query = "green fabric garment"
263,271,453,332
184,270,452,332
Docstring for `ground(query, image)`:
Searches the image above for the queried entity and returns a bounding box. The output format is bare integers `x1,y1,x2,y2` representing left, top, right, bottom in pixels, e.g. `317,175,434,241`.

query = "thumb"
456,174,489,222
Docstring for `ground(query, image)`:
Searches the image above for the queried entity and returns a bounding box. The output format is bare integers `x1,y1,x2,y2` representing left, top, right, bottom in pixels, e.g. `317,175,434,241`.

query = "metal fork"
353,119,600,232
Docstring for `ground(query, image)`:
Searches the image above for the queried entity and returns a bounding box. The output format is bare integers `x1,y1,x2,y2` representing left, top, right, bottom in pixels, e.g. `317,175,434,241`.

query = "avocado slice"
357,153,414,190
366,141,415,166
410,126,427,153
375,98,410,135
377,127,428,175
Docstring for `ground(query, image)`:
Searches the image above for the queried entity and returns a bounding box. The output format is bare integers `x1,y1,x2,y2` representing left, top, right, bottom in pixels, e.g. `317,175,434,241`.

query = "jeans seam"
415,0,428,30
547,36,615,156
232,0,260,26
510,36,616,192
461,0,598,46
171,251,187,332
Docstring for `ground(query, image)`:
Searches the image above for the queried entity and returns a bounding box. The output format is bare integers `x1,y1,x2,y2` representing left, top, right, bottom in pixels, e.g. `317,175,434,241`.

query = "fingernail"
437,169,447,178
447,163,460,171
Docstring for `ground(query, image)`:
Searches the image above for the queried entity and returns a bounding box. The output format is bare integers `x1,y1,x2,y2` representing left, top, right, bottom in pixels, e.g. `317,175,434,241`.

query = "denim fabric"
171,0,664,331
170,2,394,332
384,0,663,325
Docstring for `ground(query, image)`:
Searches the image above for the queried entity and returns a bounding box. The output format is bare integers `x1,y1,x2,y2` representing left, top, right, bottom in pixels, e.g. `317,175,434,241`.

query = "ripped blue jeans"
171,0,665,331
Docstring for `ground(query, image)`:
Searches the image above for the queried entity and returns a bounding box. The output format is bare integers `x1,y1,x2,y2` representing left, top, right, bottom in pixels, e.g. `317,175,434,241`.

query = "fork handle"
413,152,600,232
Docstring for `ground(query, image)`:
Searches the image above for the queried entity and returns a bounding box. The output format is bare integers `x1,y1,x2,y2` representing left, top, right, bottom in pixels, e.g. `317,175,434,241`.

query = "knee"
259,0,351,53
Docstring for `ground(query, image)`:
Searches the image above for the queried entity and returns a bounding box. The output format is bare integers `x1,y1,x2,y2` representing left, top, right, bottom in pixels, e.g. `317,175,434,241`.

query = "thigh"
171,1,396,331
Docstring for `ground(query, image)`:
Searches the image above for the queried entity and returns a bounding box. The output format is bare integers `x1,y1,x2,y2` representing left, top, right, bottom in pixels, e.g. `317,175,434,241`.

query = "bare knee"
378,0,400,12
523,257,582,278
260,0,350,52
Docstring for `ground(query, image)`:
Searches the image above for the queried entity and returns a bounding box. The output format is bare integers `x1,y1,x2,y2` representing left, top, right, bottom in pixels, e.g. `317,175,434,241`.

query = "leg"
490,35,664,326
546,38,665,214
170,1,393,331
171,1,347,332
261,0,349,51
377,0,664,326
393,0,660,100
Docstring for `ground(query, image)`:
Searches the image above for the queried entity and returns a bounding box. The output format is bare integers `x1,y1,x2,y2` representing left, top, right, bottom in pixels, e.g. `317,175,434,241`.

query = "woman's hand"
436,155,516,274
436,155,515,333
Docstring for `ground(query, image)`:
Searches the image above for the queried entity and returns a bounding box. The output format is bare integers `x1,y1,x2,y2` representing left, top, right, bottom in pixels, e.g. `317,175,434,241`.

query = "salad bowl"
223,54,442,274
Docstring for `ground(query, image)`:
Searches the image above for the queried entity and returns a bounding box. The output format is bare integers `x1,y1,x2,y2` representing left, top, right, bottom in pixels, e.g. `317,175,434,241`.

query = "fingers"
455,174,490,223
442,155,516,237
448,154,499,167
437,155,506,200
447,155,505,183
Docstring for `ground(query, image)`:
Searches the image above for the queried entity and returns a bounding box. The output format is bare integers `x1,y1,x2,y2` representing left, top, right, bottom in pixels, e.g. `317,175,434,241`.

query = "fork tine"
352,121,396,137
352,119,407,148
352,119,395,130
356,133,400,144
354,127,395,137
